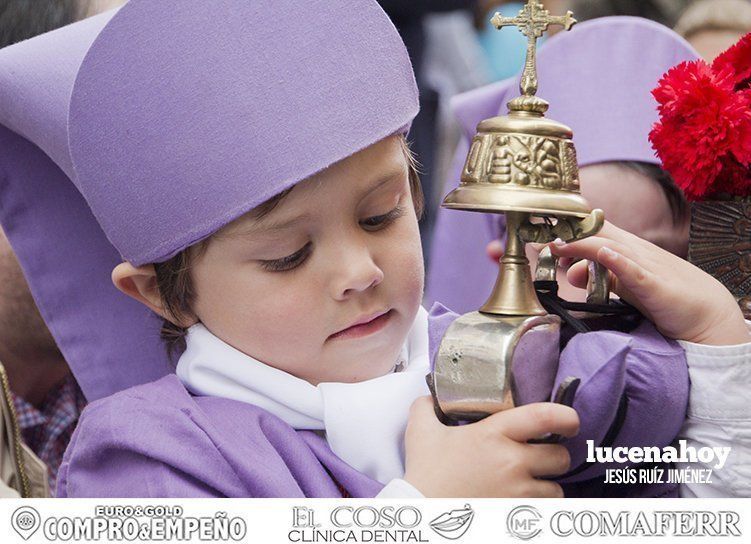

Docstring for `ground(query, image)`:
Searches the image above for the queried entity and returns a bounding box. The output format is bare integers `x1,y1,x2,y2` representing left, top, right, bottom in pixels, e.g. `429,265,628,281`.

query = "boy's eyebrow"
226,166,406,238
224,213,312,239
251,213,312,234
361,167,407,199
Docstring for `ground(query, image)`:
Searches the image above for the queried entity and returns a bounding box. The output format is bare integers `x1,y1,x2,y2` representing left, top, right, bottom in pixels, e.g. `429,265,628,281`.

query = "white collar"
176,307,430,484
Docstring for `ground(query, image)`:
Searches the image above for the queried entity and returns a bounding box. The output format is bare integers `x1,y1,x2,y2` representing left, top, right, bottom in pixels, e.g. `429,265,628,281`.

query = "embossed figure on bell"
430,1,608,424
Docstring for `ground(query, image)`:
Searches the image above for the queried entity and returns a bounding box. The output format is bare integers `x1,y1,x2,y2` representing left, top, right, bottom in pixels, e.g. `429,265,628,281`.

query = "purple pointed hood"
0,0,419,400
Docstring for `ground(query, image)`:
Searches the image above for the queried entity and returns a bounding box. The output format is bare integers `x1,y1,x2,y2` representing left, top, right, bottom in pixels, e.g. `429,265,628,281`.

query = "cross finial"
491,1,576,113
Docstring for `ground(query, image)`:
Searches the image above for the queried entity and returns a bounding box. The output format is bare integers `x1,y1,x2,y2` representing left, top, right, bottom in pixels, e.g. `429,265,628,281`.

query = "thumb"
566,259,589,289
407,396,444,432
567,257,621,295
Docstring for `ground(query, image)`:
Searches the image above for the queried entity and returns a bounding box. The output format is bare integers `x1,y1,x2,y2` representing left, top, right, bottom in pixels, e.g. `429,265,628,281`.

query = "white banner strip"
0,498,749,544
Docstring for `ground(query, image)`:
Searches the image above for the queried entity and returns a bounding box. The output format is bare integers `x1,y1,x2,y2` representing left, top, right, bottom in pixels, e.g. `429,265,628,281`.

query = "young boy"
0,1,690,497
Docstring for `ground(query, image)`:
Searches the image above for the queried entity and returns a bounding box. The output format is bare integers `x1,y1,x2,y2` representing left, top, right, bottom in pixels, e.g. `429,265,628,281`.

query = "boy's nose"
330,244,384,300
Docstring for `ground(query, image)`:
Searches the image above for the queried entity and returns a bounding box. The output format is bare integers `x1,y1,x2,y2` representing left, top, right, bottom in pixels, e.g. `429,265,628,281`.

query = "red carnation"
712,32,751,91
650,54,751,200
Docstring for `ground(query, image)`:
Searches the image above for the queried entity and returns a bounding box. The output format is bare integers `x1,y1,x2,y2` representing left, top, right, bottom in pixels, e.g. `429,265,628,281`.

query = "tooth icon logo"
11,506,41,541
429,504,475,540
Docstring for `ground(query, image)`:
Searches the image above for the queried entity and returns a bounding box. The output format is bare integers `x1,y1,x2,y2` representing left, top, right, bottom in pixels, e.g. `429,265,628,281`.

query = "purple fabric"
57,307,687,498
57,375,383,498
0,126,170,400
425,17,700,313
67,0,417,266
425,139,503,313
556,321,689,484
454,17,700,166
426,302,460,368
0,0,418,401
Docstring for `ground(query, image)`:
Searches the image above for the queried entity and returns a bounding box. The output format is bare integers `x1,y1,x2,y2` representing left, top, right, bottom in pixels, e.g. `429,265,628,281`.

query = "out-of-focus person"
674,0,751,60
571,0,692,26
0,0,124,47
378,1,477,263
423,2,570,270
0,0,125,495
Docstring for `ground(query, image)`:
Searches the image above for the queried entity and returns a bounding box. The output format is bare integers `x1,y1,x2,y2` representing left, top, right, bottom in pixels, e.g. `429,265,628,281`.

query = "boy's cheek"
386,239,424,307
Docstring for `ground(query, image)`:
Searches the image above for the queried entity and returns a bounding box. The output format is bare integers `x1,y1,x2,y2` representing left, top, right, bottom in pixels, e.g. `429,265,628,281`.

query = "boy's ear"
112,262,175,323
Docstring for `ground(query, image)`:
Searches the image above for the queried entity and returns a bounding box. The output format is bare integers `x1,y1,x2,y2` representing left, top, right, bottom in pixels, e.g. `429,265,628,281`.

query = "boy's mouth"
328,309,393,341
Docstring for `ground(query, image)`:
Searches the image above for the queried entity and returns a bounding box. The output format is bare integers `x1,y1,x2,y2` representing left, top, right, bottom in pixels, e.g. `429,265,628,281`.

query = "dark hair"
617,161,689,225
0,0,84,49
154,137,424,357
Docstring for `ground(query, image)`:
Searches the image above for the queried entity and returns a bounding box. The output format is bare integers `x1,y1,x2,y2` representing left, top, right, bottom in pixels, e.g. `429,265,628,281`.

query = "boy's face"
189,136,424,384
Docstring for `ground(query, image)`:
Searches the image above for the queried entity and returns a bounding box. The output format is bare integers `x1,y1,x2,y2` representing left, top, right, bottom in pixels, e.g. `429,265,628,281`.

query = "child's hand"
551,221,750,346
403,397,579,498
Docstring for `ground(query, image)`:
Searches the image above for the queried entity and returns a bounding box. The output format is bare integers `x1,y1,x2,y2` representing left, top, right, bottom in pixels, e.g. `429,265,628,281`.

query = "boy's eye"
259,242,312,272
360,205,405,230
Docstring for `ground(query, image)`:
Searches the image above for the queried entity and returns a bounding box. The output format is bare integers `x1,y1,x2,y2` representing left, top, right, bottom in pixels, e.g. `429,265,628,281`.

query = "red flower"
650,51,751,200
712,33,751,90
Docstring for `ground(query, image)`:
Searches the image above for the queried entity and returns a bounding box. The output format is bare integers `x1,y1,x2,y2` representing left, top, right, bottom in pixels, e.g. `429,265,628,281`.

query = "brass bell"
430,1,606,423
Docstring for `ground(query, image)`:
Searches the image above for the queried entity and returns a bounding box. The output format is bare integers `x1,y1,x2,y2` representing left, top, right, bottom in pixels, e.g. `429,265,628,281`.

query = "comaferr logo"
550,510,741,537
505,506,742,539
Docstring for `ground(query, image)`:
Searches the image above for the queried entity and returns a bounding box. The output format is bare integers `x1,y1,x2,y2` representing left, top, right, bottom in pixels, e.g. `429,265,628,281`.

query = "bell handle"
535,247,610,305
519,209,605,245
562,208,604,242
586,260,610,305
534,246,558,282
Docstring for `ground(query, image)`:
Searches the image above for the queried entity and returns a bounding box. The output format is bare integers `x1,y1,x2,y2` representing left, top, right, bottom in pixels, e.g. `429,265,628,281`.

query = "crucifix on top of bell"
492,2,575,110
429,1,610,424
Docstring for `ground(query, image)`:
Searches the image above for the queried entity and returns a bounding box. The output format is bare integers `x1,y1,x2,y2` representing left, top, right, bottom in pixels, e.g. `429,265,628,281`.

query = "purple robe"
57,305,687,498
58,375,383,498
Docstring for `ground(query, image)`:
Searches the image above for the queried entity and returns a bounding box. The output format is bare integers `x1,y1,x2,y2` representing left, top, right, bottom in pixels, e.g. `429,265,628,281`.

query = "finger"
595,246,658,302
566,258,621,294
524,444,572,477
564,249,656,318
550,235,632,265
552,222,667,271
521,480,564,498
486,239,504,262
486,403,580,443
